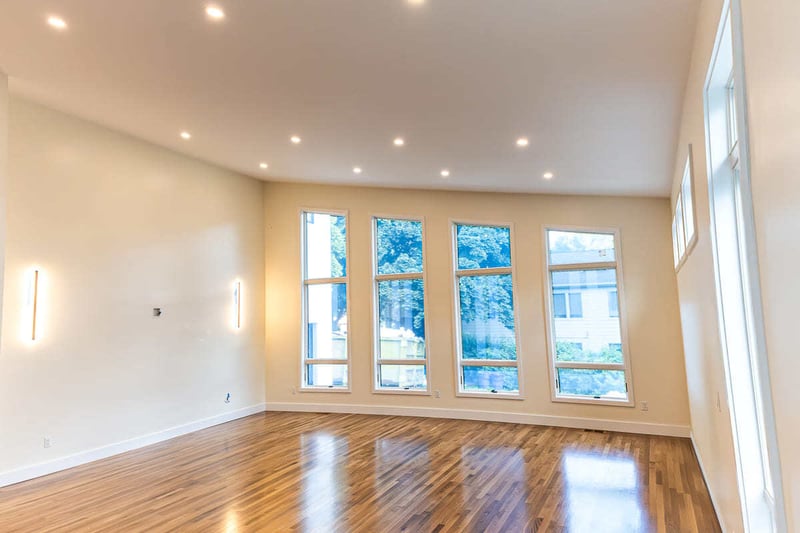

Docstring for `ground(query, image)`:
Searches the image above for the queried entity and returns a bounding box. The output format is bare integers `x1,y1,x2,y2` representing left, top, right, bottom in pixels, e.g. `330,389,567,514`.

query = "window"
452,223,520,396
301,211,349,389
373,217,428,392
672,148,697,270
545,228,632,404
702,8,784,528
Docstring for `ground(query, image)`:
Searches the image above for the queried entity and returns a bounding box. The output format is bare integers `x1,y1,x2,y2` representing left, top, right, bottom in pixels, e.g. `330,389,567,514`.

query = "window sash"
544,228,632,405
301,210,350,390
452,222,520,397
372,216,429,393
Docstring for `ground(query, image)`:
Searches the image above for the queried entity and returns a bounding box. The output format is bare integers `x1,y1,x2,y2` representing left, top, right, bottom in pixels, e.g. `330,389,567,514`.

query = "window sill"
552,395,634,408
372,388,431,396
299,387,352,393
456,391,524,401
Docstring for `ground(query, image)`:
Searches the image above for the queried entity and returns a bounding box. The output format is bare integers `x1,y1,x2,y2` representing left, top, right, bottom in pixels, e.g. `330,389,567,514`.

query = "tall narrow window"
545,228,632,405
453,223,520,396
373,217,428,392
673,147,697,270
302,211,349,389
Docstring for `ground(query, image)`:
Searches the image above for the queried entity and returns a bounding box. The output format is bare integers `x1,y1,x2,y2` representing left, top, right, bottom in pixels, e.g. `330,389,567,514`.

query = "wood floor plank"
0,412,721,532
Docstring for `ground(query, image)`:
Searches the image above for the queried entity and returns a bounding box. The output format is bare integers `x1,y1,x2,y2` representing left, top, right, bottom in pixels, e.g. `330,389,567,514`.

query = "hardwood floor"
0,412,720,532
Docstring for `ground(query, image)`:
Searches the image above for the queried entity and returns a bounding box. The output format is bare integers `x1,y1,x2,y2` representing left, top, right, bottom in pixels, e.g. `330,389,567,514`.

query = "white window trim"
674,145,699,272
542,225,635,407
450,219,524,400
299,207,352,392
370,214,432,396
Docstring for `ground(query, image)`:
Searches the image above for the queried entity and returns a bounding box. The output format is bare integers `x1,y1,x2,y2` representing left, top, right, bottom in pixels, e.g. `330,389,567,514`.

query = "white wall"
0,97,266,480
0,71,7,342
264,182,691,434
740,0,800,528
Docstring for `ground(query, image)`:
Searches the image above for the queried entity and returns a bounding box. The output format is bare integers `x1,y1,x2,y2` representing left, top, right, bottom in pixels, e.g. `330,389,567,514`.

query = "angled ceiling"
0,0,699,196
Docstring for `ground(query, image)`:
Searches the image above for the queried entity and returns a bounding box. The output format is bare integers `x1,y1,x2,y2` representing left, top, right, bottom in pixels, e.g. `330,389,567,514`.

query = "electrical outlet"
43,437,52,449
434,390,441,399
640,401,649,412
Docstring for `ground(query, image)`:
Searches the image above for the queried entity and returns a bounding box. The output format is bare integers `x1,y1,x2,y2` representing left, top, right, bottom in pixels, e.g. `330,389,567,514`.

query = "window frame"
450,219,524,400
673,145,699,272
370,214,431,396
542,225,635,407
299,208,352,393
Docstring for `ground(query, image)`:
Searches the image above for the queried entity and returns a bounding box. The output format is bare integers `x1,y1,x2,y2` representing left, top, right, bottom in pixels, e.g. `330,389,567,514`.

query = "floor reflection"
459,444,529,530
562,450,648,532
299,432,349,533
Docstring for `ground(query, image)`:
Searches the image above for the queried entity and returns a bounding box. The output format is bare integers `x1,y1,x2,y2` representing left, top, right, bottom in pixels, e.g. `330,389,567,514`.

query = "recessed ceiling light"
259,162,269,170
408,0,425,5
353,167,363,174
440,169,450,178
47,16,67,30
516,137,529,147
393,137,405,147
290,135,302,144
205,5,225,20
543,172,554,180
180,131,192,140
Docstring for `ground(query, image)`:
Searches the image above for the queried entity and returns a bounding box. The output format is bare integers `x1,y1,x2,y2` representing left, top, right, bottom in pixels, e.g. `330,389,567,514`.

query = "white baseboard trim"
265,402,691,437
0,403,267,488
690,433,727,532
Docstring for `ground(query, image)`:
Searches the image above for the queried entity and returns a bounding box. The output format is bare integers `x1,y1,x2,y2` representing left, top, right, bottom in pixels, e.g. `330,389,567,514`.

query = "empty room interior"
0,0,798,531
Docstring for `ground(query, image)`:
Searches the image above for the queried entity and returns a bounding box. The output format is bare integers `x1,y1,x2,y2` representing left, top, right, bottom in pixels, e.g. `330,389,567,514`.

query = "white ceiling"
0,0,699,197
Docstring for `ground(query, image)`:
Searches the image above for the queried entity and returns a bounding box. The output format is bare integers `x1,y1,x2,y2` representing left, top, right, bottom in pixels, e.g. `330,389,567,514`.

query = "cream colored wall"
667,1,744,530
0,72,7,342
264,182,690,430
0,97,266,475
740,0,800,528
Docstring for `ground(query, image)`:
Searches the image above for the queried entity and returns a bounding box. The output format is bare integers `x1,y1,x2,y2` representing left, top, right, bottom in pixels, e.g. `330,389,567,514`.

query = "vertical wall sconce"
234,280,242,330
26,268,41,342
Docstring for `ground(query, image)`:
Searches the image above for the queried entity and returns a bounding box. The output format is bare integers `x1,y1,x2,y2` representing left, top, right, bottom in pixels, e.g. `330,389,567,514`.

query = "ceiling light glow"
393,137,405,147
206,5,225,20
353,167,363,174
180,131,192,140
440,169,450,178
516,137,529,147
259,162,268,169
543,172,554,180
290,136,302,144
47,16,67,30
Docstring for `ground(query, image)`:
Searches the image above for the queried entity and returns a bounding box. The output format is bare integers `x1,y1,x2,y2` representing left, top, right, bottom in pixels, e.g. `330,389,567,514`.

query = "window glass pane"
462,366,519,393
548,230,615,265
569,293,583,318
456,224,511,270
553,293,567,318
675,198,686,258
377,279,425,360
557,368,627,400
378,364,427,390
672,216,680,267
458,275,516,360
682,167,695,243
376,218,423,275
306,364,348,388
305,213,346,279
306,283,347,359
551,269,622,364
